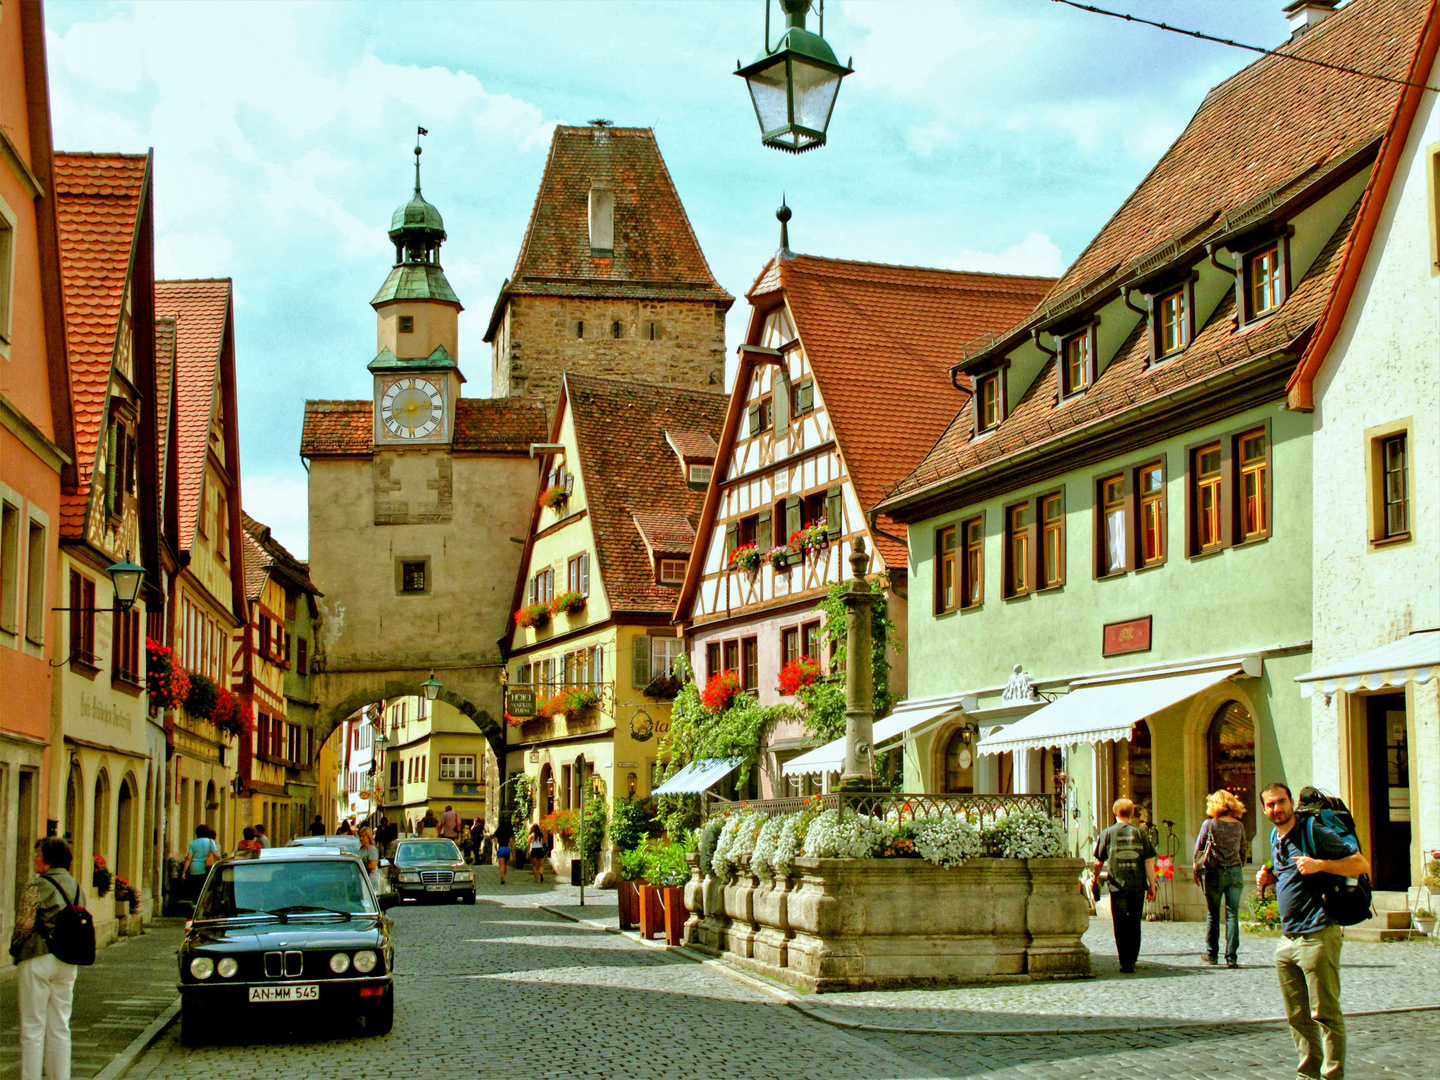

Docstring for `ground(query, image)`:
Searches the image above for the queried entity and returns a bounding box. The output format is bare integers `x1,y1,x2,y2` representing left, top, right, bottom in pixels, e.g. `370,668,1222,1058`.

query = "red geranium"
145,638,190,710
701,670,741,714
778,656,822,696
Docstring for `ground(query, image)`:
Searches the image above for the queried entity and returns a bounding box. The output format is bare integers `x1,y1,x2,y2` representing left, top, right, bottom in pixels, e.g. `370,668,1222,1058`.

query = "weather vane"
413,125,428,193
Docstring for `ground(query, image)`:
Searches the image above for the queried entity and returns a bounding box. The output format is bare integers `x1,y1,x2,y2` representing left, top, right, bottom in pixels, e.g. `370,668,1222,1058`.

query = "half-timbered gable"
676,254,1054,796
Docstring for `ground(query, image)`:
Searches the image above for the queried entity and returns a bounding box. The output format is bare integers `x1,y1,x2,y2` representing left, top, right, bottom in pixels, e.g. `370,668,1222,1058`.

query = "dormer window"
1155,287,1190,356
975,371,1003,433
398,316,414,334
658,558,687,585
1059,328,1094,398
688,464,712,486
1244,244,1284,321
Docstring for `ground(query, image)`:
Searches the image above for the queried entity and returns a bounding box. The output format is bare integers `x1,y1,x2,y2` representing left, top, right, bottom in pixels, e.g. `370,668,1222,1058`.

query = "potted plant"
145,639,190,710
778,656,822,696
539,483,568,510
514,603,552,629
646,842,693,946
184,670,219,721
701,670,741,715
728,543,761,573
637,880,666,940
1414,906,1436,936
642,671,683,700
549,591,586,616
794,519,830,555
767,545,792,571
617,847,649,931
92,854,112,897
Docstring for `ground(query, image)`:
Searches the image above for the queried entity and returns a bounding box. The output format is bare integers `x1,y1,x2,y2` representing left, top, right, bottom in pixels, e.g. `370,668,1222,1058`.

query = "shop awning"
976,667,1242,755
780,694,973,777
1295,629,1438,698
652,757,743,795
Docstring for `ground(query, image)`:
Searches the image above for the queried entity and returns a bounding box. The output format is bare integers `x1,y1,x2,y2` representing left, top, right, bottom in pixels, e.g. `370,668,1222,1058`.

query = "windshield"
396,840,461,863
289,836,360,853
195,860,377,920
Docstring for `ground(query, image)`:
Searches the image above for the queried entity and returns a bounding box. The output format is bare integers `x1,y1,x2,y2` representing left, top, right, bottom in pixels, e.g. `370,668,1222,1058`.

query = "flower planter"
637,884,666,940
691,856,1090,992
1415,917,1436,936
662,886,688,946
618,878,646,931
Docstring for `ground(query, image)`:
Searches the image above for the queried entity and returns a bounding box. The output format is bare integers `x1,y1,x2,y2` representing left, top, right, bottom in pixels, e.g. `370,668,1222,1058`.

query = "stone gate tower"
484,122,734,413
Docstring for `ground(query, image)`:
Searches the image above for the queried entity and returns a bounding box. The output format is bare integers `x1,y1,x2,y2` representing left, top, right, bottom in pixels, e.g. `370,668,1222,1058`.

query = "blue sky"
44,0,1292,556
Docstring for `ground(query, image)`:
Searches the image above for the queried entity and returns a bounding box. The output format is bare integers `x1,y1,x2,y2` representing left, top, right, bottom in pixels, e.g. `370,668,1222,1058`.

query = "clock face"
380,378,443,439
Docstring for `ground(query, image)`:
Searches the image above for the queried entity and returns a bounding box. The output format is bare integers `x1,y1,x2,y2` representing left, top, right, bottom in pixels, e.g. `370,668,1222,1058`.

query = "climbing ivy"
795,579,897,744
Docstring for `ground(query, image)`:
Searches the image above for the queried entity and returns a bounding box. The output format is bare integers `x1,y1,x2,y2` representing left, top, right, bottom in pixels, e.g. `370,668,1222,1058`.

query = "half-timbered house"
674,254,1053,797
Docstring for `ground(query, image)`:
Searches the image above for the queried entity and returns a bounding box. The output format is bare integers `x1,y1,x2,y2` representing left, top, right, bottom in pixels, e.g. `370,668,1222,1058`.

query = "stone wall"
685,856,1091,991
491,296,726,411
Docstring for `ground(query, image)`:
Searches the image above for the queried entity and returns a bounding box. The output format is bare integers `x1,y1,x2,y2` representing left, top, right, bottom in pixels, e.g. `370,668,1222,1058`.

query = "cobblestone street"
124,870,1439,1080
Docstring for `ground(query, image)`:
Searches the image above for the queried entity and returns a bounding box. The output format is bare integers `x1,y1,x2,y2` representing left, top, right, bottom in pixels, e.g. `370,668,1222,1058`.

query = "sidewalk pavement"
0,920,183,1079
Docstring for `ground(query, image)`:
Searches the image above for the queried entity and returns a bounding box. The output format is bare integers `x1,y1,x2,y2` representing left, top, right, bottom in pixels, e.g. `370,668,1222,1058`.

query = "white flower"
771,814,807,879
711,810,764,879
802,809,886,860
750,815,784,878
983,808,1066,858
911,814,982,869
697,816,726,876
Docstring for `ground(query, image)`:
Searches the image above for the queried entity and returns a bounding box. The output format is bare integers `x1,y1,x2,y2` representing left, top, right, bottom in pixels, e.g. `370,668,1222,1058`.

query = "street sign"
507,687,536,716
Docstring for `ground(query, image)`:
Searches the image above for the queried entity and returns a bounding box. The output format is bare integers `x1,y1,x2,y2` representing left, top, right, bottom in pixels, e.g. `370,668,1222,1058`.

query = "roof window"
974,369,1005,435
588,185,614,256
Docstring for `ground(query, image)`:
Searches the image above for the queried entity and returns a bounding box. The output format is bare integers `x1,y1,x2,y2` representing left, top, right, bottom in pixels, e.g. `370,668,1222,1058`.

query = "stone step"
1347,924,1419,943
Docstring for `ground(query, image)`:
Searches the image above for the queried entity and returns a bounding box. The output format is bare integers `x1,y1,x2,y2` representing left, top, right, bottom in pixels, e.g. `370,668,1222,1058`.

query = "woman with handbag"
1194,790,1248,967
185,825,220,902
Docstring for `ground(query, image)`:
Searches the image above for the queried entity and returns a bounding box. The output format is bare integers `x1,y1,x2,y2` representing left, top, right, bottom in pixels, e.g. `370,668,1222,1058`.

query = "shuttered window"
632,635,651,687
826,486,843,535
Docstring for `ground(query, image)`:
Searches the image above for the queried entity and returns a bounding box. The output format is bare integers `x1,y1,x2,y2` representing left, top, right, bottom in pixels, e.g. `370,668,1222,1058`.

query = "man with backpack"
1257,782,1370,1080
9,838,94,1080
1092,798,1157,974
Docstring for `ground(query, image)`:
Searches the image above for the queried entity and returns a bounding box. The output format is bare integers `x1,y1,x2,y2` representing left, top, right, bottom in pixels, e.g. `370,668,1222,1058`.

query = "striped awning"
780,694,972,777
652,757,742,795
1295,630,1438,698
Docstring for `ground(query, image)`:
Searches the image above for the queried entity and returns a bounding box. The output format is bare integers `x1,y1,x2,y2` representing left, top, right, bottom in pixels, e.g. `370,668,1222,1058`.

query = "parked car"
287,834,362,857
387,839,475,904
177,851,397,1044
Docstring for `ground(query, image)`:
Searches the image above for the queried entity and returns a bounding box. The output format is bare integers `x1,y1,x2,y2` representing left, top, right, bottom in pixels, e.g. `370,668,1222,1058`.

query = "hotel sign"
1103,616,1152,657
506,688,536,717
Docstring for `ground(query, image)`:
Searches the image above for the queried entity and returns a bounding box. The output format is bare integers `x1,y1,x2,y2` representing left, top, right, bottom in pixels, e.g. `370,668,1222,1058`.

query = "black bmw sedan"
178,850,398,1043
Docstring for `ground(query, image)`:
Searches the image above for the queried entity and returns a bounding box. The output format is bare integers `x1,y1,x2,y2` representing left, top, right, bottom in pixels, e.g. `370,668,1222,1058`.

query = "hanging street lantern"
106,557,146,612
421,671,443,702
736,0,852,154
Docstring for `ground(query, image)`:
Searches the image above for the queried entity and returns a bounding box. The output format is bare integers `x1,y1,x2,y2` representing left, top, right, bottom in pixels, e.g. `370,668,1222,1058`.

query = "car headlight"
216,957,239,978
399,872,420,883
189,956,214,980
329,952,351,974
454,870,473,882
352,950,378,973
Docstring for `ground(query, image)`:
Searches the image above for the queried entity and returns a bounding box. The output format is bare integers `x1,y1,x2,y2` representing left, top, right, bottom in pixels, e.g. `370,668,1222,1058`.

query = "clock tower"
370,136,464,446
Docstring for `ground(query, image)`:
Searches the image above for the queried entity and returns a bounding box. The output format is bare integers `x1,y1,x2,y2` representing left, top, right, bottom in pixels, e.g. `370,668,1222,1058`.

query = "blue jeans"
1204,867,1243,963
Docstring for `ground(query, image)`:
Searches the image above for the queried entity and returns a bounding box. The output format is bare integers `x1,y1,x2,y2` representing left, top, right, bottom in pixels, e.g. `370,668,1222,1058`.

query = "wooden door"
1366,693,1410,890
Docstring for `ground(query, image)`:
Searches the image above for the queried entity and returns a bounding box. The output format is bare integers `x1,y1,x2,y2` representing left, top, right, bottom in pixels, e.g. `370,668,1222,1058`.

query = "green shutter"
747,403,761,437
632,635,651,688
725,521,739,559
797,380,815,413
826,486,843,534
774,371,791,435
105,423,119,514
785,496,801,542
580,552,590,596
757,509,771,550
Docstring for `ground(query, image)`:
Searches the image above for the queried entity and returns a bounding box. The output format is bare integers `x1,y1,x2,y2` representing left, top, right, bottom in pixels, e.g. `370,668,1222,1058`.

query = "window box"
515,603,552,629
643,672,683,700
549,591,586,616
729,544,762,573
539,483,569,510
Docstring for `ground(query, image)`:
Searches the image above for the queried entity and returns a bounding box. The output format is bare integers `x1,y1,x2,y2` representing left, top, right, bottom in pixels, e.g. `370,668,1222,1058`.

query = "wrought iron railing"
704,791,1055,826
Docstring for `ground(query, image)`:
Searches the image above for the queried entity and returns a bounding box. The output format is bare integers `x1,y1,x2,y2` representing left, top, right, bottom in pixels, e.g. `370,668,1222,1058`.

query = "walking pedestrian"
236,827,262,859
253,823,270,849
1194,789,1248,967
528,824,547,884
1256,782,1369,1080
357,827,383,895
470,818,487,865
438,805,462,842
10,838,82,1080
309,814,326,836
418,808,439,838
1092,798,1156,974
336,817,353,835
186,826,220,901
492,817,513,885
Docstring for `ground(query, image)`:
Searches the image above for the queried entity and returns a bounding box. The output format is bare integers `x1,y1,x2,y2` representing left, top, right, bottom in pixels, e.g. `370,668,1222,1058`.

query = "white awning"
976,668,1242,755
1295,629,1438,698
652,757,743,795
781,694,973,777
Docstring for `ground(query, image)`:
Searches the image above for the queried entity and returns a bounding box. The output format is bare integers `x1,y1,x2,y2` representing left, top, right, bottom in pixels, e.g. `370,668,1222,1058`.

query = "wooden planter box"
637,883,665,940
617,878,647,931
683,856,1091,992
662,886,687,946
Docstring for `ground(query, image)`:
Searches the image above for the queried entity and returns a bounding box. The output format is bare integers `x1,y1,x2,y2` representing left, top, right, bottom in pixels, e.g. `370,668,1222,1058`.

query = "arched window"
1208,701,1257,845
116,776,137,883
539,764,555,818
943,729,974,794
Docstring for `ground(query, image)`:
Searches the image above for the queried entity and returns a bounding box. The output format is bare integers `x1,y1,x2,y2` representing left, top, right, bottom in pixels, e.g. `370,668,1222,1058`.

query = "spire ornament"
777,195,794,260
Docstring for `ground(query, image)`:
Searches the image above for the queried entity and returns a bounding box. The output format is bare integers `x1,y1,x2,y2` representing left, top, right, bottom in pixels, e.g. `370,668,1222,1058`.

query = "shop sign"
507,687,536,717
1102,616,1152,657
452,783,483,797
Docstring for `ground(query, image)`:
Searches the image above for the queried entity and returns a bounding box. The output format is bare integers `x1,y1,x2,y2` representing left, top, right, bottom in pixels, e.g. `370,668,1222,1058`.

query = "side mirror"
379,893,400,911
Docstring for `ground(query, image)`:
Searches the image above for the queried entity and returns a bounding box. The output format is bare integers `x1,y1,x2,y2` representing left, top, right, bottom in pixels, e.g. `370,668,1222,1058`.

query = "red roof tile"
565,374,728,613
54,153,149,535
664,429,718,462
299,398,548,456
761,254,1053,564
485,126,731,338
156,279,231,551
241,510,318,599
153,316,176,493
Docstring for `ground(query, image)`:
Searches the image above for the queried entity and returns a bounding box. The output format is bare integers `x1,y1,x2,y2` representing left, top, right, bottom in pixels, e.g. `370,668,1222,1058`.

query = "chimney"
1284,0,1340,37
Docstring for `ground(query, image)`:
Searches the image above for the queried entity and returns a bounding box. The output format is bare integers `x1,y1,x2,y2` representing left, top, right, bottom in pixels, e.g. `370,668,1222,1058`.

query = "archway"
92,770,111,870
116,775,137,885
1208,701,1257,845
539,763,554,818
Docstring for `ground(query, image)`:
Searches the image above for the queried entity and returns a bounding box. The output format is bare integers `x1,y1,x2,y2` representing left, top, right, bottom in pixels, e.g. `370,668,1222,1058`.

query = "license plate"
425,884,449,892
248,984,319,1003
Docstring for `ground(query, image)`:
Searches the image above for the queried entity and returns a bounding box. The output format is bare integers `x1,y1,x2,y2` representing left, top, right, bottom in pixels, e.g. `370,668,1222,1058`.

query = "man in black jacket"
1093,798,1157,974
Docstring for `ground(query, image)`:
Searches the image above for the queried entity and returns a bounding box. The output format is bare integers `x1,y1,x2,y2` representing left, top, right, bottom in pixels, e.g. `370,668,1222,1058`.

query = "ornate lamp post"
736,0,852,154
839,538,878,790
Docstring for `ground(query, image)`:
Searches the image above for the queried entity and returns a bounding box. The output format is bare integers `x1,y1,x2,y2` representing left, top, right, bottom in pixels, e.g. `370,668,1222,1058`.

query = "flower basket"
145,639,189,710
767,546,793,571
211,690,254,739
701,671,741,714
549,591,586,616
92,856,111,898
728,543,761,573
791,520,829,556
539,484,568,510
778,657,822,696
642,672,683,700
514,603,552,629
562,687,599,713
184,671,219,721
537,694,566,719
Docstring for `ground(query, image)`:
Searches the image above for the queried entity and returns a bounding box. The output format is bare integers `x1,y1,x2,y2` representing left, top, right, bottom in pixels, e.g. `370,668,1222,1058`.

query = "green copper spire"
373,127,461,309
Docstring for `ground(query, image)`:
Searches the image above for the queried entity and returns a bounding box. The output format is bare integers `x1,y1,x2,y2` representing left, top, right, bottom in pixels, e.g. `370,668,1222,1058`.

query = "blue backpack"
1276,788,1372,927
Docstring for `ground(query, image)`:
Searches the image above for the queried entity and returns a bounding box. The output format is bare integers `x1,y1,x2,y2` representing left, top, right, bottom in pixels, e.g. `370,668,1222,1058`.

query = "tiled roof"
485,126,732,338
664,429,717,462
880,0,1428,510
156,279,231,552
299,398,548,456
241,510,319,599
759,254,1054,565
566,374,728,613
54,153,149,535
1039,0,1429,307
633,511,696,557
153,316,176,494
885,199,1360,508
